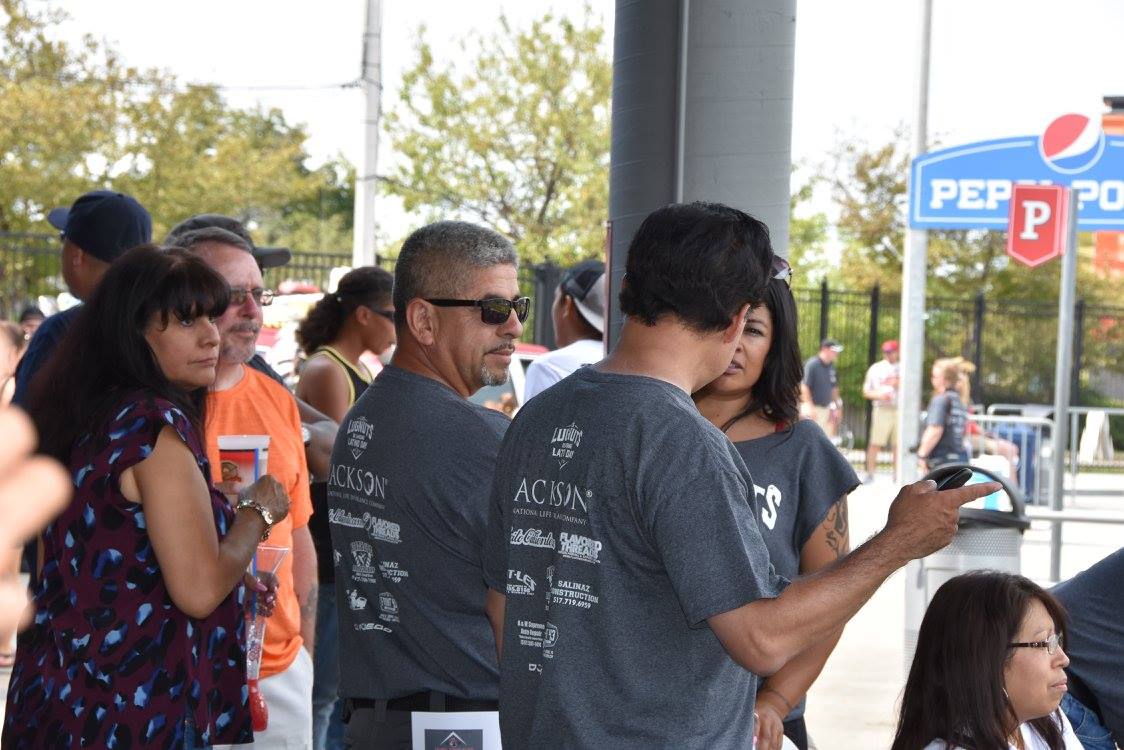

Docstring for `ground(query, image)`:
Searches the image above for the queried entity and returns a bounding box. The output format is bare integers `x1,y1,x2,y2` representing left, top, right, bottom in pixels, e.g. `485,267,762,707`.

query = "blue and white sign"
909,114,1124,230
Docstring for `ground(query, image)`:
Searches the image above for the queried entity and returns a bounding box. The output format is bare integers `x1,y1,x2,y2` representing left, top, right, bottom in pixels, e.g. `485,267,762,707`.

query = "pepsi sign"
909,114,1124,230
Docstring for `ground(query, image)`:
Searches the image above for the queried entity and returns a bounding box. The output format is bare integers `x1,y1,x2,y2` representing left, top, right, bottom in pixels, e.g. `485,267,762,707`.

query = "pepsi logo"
1038,113,1105,175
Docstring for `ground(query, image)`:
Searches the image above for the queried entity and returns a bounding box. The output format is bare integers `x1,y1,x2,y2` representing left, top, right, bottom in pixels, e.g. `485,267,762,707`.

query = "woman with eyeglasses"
4,246,289,750
893,571,1082,750
692,261,857,750
294,265,395,750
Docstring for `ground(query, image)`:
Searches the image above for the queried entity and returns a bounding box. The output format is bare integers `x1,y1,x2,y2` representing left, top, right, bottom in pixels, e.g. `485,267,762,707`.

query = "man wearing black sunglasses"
480,201,1000,749
328,221,521,749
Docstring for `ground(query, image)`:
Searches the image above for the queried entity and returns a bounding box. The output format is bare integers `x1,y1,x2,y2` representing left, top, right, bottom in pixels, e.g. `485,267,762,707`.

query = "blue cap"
47,190,152,263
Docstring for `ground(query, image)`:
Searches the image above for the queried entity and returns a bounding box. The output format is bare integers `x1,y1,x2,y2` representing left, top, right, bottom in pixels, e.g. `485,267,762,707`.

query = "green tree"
827,129,1124,407
829,130,1117,303
0,0,352,251
787,175,831,285
382,9,610,265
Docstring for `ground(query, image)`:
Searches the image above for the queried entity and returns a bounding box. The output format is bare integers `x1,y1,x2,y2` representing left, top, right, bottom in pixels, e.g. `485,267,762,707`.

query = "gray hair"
170,226,253,255
392,221,518,325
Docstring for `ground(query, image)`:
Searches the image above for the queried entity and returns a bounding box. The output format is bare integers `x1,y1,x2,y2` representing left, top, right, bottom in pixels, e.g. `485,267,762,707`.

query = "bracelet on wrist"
236,492,275,541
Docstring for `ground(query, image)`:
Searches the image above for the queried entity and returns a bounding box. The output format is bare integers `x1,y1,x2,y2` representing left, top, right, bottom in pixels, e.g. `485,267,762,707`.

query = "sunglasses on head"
425,296,531,325
771,256,793,287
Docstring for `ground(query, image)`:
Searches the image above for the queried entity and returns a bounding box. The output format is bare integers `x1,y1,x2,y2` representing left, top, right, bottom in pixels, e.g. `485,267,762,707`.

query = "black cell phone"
935,468,974,491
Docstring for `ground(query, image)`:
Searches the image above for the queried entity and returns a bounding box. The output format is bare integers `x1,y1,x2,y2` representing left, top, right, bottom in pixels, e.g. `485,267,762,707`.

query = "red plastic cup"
249,678,269,732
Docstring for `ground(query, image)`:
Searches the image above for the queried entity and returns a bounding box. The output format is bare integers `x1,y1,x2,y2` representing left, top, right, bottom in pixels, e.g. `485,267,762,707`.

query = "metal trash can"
903,464,1030,673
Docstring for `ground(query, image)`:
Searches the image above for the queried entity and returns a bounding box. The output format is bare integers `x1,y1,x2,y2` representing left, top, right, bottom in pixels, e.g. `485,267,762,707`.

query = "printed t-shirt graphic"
328,365,509,702
482,367,785,748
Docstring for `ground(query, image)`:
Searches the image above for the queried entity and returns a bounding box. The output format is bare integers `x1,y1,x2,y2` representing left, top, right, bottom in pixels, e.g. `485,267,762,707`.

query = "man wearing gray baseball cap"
13,190,152,407
522,259,606,401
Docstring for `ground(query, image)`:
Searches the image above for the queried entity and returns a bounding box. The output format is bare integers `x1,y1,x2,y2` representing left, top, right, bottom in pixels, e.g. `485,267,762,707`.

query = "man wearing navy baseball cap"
12,190,152,407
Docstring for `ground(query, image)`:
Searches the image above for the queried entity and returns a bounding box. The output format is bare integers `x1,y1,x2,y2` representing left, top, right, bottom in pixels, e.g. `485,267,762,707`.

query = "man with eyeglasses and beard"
180,227,318,750
327,221,524,749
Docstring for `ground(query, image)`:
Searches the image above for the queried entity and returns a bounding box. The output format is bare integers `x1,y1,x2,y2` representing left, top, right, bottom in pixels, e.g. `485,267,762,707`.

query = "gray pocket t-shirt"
482,368,786,749
328,365,510,702
733,419,859,718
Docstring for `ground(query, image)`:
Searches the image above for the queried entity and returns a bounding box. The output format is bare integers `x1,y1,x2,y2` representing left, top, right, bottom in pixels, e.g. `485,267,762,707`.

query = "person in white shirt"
862,339,900,482
522,260,605,401
893,571,1084,750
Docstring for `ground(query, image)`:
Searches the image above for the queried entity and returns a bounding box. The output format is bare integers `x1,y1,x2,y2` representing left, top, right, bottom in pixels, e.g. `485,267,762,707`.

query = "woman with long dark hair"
693,265,858,750
893,571,1082,750
4,246,289,750
294,265,394,750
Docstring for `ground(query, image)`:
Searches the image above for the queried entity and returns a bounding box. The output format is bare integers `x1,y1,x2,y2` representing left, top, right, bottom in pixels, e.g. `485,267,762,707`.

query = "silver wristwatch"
236,490,276,540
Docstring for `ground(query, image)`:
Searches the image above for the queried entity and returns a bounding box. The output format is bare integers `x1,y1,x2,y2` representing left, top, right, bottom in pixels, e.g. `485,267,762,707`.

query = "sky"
50,0,1124,247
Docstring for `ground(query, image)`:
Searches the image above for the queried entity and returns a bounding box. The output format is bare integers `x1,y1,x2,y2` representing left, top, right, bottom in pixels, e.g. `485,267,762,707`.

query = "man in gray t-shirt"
483,368,783,746
328,221,527,749
800,339,842,437
481,202,1000,748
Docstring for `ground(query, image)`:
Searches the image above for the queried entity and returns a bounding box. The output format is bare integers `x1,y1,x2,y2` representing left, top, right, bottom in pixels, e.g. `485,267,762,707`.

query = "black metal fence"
799,281,1124,447
0,233,566,346
7,233,1123,446
263,252,351,292
0,234,61,319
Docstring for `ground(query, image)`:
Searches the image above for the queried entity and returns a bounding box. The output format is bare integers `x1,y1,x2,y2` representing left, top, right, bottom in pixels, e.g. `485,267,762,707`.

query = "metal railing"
981,403,1124,580
966,414,1054,506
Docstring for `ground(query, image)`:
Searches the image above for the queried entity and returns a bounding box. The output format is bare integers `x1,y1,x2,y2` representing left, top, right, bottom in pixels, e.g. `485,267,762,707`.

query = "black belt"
351,692,498,714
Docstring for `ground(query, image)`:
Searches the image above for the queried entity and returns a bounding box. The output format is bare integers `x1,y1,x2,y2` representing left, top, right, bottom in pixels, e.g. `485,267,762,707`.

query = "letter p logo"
1019,200,1051,240
1007,184,1068,268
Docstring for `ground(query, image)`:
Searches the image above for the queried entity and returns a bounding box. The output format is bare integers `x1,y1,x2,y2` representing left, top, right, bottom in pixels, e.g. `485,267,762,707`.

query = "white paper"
410,711,502,750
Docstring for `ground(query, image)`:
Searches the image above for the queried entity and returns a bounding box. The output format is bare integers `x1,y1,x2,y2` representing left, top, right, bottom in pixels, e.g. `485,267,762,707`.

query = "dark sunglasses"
363,306,396,322
426,296,531,325
772,256,793,287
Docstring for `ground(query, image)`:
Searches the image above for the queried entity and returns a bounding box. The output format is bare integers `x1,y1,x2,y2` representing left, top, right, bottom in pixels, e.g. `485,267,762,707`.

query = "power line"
3,72,363,94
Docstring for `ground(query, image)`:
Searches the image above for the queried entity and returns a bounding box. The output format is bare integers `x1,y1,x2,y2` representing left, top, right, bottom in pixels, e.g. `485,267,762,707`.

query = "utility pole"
896,0,933,484
352,0,382,268
1049,189,1080,582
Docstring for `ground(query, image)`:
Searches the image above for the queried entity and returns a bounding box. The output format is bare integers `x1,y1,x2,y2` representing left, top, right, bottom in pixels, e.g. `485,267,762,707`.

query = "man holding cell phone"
481,202,1001,749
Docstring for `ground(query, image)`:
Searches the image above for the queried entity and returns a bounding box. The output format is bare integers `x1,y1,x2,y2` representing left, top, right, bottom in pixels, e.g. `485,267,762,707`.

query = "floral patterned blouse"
3,394,253,748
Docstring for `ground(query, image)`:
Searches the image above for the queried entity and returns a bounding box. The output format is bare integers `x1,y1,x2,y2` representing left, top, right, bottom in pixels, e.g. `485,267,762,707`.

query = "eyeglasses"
229,287,274,307
1010,632,1063,655
426,297,531,325
772,256,793,287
